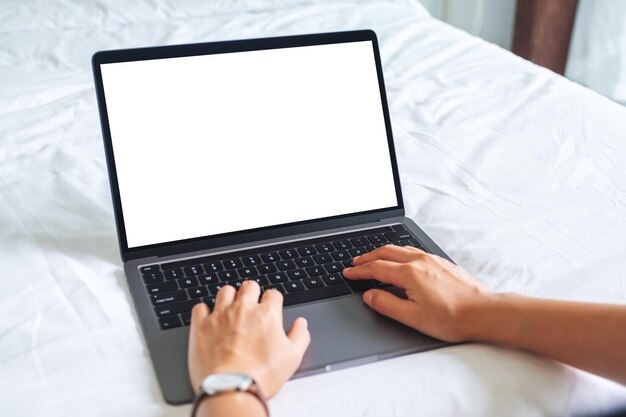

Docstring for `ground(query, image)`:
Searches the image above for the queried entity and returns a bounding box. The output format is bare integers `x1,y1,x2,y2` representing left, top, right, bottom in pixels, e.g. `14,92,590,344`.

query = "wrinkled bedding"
2,1,626,416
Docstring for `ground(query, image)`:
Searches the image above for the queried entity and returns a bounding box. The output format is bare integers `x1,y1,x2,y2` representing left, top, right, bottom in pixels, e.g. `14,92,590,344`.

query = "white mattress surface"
2,1,626,416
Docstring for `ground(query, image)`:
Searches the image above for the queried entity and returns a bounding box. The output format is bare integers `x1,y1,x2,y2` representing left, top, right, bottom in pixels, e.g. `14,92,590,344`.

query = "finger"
260,287,284,310
287,317,311,358
353,244,424,266
236,280,261,305
363,289,417,328
190,302,209,327
214,284,236,311
342,260,408,288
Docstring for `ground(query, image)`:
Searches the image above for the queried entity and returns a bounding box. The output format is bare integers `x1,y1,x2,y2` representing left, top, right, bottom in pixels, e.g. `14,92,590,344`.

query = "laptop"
92,30,451,404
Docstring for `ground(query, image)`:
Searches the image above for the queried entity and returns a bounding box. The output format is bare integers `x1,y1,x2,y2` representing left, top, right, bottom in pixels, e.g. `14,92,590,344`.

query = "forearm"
469,293,626,384
195,392,266,417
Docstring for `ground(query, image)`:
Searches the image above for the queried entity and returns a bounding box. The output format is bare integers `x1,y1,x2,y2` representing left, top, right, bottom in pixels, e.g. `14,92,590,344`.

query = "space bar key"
282,283,352,307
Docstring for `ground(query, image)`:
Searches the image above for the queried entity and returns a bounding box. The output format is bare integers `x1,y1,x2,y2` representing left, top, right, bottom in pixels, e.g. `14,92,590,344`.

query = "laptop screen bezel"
92,30,405,261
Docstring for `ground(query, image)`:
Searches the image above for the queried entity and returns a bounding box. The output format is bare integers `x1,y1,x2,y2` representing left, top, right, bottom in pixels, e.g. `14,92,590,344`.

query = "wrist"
462,292,521,342
196,391,266,417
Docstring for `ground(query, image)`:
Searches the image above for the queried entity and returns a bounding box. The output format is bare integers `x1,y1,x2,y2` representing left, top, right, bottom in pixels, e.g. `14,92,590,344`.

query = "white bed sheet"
2,1,626,416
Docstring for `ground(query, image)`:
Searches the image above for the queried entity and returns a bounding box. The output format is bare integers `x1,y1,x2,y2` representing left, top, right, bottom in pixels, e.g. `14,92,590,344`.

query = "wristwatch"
190,372,269,417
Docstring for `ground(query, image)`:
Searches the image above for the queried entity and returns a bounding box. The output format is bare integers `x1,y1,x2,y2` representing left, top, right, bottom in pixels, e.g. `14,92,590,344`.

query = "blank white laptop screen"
101,40,399,249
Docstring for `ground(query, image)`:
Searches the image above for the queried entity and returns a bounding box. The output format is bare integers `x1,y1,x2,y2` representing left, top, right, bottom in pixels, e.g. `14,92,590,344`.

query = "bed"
2,0,626,416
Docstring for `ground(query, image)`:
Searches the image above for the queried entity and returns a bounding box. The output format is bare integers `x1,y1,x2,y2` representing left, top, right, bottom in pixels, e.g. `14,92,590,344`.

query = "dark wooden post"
512,0,578,74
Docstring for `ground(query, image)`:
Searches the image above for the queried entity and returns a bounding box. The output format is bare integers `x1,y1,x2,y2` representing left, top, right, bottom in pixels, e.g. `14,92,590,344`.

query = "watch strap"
190,379,269,417
190,391,208,417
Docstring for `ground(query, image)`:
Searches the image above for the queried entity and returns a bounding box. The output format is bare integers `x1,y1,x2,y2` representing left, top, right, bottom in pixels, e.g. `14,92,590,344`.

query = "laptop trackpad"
283,290,445,376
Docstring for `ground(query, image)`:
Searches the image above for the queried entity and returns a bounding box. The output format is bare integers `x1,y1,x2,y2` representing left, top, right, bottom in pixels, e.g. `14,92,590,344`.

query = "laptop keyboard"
139,224,426,330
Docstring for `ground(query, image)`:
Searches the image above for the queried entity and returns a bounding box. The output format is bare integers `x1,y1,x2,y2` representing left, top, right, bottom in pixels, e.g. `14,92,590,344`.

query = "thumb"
363,289,417,329
287,317,311,357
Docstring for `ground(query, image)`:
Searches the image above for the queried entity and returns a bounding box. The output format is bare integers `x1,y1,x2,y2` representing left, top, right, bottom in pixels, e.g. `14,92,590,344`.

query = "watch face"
202,372,252,395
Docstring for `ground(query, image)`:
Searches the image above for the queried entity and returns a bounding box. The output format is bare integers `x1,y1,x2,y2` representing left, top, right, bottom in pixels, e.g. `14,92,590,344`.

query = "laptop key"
159,315,182,330
306,266,325,276
283,282,351,307
260,252,279,263
218,270,239,281
238,266,257,278
342,259,353,268
164,268,183,280
322,274,343,285
204,296,216,310
331,251,349,261
313,254,333,264
208,282,233,295
181,312,192,326
279,249,297,260
285,280,305,292
184,265,203,276
268,272,288,284
204,262,223,273
140,265,160,274
346,279,375,293
277,260,296,271
294,257,313,268
325,262,342,273
303,277,324,289
142,272,163,284
297,246,317,256
367,234,387,245
198,274,218,285
402,239,422,248
147,280,178,294
188,286,208,298
385,231,412,241
257,264,277,274
349,247,366,257
334,240,351,250
178,277,198,288
287,269,306,280
154,299,201,317
224,259,242,270
243,255,261,266
350,237,369,247
152,290,187,305
315,243,334,253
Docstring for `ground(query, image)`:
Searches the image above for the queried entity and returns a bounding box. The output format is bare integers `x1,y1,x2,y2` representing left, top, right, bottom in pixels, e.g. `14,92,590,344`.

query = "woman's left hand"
188,281,311,398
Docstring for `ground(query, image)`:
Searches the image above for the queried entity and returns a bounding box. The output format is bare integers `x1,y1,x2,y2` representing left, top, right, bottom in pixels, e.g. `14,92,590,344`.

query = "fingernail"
300,317,308,328
353,256,360,262
343,267,352,272
363,291,372,305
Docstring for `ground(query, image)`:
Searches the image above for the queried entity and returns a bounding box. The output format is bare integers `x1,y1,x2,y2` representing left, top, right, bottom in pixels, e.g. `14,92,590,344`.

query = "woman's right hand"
342,244,494,342
345,244,626,386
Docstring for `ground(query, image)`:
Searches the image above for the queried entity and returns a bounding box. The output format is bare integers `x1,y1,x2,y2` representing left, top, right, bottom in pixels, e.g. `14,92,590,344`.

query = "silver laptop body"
92,30,450,404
